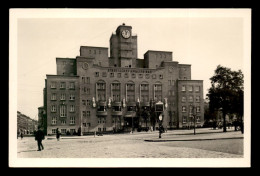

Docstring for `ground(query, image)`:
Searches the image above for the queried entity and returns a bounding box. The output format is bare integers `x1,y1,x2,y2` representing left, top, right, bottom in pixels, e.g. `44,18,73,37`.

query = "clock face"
82,62,89,70
121,30,131,39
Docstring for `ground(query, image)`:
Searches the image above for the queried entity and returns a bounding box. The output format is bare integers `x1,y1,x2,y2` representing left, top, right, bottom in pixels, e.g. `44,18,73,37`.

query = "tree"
207,65,244,132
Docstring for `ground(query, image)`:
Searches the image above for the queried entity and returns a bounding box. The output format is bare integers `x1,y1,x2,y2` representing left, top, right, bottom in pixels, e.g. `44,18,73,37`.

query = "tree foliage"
207,65,244,132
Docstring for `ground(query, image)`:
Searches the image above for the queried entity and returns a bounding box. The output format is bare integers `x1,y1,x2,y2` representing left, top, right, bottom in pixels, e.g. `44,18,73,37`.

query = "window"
86,77,90,84
110,72,114,77
196,96,200,102
159,75,163,79
82,111,86,117
87,123,91,127
60,82,66,89
70,117,75,124
196,106,201,113
87,111,91,117
182,106,186,112
154,85,162,91
188,86,193,92
51,93,57,100
127,84,135,91
61,120,66,125
141,84,149,91
60,105,66,117
124,73,129,78
132,73,136,78
189,106,194,117
183,116,187,123
95,72,99,77
70,105,75,112
82,100,86,105
60,93,66,100
70,129,76,134
189,96,193,102
61,129,67,134
102,72,107,77
117,73,121,78
69,82,75,89
182,85,186,91
98,128,102,132
86,88,90,94
97,83,105,90
182,97,186,102
138,74,143,78
168,80,171,86
51,105,57,112
152,74,156,79
52,129,56,134
86,100,91,106
51,117,57,125
50,82,56,89
103,128,106,132
83,123,86,127
145,74,150,79
69,94,75,100
195,86,200,92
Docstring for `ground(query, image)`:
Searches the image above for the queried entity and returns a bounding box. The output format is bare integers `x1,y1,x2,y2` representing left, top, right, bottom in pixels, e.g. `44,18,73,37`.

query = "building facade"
17,111,38,135
40,24,204,135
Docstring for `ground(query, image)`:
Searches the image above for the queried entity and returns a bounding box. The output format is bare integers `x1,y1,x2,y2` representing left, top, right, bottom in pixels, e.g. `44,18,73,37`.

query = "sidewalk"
144,128,243,142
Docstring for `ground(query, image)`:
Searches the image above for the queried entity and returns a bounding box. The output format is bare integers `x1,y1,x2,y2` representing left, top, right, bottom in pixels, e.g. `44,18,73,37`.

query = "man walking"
35,126,45,151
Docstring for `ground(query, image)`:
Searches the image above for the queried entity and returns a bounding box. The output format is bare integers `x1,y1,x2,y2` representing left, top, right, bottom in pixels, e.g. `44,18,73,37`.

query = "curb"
144,137,244,142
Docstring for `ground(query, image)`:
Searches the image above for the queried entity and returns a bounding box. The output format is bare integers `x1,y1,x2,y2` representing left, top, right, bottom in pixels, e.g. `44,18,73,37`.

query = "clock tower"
109,23,137,68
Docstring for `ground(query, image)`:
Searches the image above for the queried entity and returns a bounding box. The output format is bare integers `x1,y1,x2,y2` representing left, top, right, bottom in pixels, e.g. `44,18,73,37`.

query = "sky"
14,9,249,120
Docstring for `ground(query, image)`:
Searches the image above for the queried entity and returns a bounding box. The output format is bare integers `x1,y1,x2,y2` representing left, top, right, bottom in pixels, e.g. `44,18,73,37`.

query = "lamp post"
159,113,163,138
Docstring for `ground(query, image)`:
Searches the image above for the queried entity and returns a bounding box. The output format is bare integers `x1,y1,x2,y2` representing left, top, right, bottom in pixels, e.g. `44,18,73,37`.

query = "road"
17,128,243,158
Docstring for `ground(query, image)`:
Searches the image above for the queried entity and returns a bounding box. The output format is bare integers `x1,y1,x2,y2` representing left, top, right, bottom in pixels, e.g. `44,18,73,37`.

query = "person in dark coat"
35,126,45,151
56,128,61,141
20,132,23,139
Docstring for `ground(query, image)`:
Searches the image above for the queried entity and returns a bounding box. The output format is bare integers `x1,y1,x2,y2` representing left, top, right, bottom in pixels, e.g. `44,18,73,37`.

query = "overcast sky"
14,9,249,120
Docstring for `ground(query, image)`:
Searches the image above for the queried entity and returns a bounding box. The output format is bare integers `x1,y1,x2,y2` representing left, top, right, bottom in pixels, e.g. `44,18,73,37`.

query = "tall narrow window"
60,105,66,117
51,105,56,112
70,117,75,124
70,105,75,112
189,86,193,92
189,96,193,102
60,93,66,100
182,85,186,91
51,93,57,100
182,106,186,112
51,117,57,125
196,106,201,113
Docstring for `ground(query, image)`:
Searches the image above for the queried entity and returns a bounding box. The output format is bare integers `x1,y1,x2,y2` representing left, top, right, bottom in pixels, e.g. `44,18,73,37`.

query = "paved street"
17,128,243,158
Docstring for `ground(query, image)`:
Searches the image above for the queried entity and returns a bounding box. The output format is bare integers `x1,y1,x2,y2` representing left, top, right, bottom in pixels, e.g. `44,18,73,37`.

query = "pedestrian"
35,126,45,151
56,128,61,141
20,132,23,139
